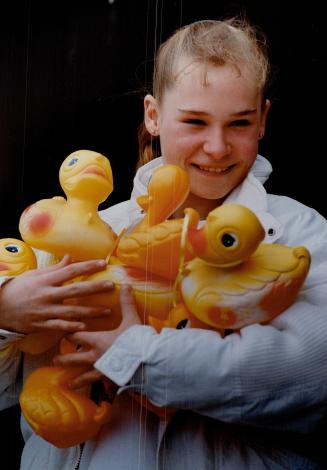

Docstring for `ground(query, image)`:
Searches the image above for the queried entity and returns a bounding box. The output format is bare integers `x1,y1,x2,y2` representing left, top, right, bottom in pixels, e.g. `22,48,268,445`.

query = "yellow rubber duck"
20,366,112,448
163,204,311,330
19,150,117,261
115,164,196,280
0,238,37,275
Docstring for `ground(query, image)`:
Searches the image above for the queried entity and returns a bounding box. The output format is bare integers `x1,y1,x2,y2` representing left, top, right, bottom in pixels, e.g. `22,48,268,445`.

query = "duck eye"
5,244,20,253
68,157,79,166
221,232,239,248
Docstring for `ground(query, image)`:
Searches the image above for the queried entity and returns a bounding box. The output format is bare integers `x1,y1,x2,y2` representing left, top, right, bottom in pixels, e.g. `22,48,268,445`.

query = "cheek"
234,131,259,156
160,128,199,164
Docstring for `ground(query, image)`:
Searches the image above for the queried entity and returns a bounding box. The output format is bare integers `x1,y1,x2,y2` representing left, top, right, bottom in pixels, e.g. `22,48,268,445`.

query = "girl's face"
144,62,270,217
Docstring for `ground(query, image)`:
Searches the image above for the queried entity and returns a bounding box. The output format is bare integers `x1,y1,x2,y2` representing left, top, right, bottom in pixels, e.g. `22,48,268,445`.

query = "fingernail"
103,281,113,288
96,260,107,267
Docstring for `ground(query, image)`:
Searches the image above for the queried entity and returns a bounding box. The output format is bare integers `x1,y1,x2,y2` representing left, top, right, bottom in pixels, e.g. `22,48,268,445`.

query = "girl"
1,18,327,470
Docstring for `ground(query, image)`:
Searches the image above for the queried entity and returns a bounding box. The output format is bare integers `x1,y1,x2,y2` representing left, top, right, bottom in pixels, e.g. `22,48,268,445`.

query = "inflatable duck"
115,164,196,280
0,238,37,275
19,150,117,261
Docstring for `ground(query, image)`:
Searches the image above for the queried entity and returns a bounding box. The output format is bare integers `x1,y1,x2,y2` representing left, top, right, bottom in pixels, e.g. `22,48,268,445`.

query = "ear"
258,99,271,139
144,94,160,136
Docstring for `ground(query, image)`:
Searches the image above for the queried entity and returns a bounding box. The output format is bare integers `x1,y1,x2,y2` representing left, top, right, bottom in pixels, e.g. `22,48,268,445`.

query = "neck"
67,197,98,212
172,193,223,220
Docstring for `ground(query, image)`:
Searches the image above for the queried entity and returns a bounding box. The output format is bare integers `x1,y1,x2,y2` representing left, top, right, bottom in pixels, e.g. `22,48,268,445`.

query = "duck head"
187,204,265,267
0,238,37,275
136,165,190,226
59,150,113,204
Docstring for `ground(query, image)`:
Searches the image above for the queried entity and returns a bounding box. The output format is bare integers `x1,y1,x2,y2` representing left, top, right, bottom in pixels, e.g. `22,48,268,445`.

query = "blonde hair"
138,17,271,167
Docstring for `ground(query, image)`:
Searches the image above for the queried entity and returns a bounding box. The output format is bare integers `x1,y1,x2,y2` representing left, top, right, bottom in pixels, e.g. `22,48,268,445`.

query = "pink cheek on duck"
28,212,54,235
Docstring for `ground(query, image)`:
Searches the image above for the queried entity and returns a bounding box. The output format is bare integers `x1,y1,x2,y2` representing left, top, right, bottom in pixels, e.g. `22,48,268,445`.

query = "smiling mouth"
192,164,235,174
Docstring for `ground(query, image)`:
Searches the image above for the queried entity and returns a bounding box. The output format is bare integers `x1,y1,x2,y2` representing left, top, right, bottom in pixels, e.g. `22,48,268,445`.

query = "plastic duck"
115,164,197,280
163,204,311,330
0,238,37,275
19,150,117,261
20,366,112,448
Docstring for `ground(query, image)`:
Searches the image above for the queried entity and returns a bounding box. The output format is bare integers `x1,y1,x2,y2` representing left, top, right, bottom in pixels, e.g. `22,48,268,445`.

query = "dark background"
0,0,325,468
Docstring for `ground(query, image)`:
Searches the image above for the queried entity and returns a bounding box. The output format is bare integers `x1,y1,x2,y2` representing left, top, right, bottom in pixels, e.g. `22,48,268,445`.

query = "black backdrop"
0,0,326,468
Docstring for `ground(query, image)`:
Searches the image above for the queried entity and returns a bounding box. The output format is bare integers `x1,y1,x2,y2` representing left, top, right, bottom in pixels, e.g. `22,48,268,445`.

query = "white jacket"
1,156,327,469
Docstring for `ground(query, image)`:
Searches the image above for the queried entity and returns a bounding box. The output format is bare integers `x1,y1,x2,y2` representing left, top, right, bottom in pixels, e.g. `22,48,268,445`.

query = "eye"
68,156,79,166
183,119,205,126
221,232,239,248
5,244,21,253
230,119,251,127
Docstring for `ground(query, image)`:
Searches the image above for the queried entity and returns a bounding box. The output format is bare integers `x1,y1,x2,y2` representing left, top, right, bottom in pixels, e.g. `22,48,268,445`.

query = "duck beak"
187,227,206,257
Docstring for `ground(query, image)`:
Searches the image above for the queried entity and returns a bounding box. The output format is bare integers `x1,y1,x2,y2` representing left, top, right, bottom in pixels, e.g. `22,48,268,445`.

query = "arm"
0,275,25,410
0,255,115,409
56,236,327,433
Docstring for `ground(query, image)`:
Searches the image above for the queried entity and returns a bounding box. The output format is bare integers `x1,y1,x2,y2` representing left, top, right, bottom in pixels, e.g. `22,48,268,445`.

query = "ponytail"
136,122,161,169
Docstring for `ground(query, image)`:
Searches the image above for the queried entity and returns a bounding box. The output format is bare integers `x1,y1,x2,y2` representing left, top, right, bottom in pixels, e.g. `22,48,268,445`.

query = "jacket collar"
130,156,282,242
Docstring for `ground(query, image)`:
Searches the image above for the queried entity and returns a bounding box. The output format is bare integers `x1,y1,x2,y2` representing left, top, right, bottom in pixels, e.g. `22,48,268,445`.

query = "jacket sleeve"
95,224,327,433
0,277,25,410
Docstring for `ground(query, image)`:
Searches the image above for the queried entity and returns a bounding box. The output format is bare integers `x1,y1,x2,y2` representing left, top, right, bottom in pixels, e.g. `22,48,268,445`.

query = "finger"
102,377,119,402
50,279,114,301
65,330,100,347
31,318,86,332
38,304,112,320
44,259,107,285
120,284,140,325
53,350,96,366
69,369,103,389
34,254,72,275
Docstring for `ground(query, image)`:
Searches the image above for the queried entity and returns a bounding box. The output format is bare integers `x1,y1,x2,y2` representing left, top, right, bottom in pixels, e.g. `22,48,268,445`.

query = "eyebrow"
177,108,257,116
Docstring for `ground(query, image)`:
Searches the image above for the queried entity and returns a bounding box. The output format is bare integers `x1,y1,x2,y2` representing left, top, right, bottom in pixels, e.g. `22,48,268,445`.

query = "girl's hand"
0,255,114,334
53,284,141,389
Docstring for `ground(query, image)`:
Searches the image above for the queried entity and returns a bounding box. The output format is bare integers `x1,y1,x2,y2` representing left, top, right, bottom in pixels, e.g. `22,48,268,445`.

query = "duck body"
19,150,117,261
19,366,112,448
68,263,175,328
20,197,116,261
179,242,311,330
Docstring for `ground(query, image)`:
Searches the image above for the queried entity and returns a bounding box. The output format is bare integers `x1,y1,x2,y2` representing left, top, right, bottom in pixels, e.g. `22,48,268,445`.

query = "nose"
203,127,231,159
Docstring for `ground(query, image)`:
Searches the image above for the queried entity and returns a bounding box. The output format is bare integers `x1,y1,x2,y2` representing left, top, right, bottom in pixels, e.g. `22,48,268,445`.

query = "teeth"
198,165,229,173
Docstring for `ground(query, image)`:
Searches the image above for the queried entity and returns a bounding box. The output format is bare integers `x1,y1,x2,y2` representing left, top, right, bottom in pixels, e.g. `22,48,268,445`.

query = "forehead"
163,61,261,110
